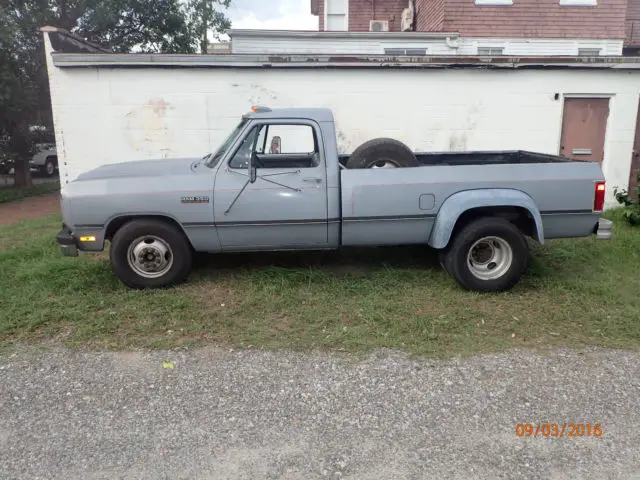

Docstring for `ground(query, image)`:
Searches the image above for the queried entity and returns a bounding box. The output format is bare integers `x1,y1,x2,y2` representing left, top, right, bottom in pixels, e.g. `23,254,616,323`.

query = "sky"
227,0,319,31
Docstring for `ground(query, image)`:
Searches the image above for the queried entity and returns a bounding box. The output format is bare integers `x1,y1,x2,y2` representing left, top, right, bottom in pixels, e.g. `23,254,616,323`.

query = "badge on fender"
181,196,210,204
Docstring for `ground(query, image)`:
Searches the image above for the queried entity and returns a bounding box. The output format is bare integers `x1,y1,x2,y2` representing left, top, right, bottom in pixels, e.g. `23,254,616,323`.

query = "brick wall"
416,0,445,31
348,0,410,32
442,0,627,39
627,0,640,45
316,0,628,37
314,0,411,32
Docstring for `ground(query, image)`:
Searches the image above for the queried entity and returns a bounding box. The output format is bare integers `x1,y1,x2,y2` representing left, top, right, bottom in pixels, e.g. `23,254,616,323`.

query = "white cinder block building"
43,28,640,208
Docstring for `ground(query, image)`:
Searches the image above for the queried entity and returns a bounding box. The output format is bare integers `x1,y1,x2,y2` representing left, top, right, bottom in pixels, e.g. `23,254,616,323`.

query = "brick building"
309,0,640,56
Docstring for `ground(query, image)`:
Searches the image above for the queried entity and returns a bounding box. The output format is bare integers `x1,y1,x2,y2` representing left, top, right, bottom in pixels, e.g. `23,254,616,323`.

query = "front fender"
428,189,545,249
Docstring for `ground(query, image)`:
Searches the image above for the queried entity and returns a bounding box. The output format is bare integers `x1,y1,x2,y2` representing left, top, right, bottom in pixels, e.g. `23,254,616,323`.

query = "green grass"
0,182,60,204
0,210,639,357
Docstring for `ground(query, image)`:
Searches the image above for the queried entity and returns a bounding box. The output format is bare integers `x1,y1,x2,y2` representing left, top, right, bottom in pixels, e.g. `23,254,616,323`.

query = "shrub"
614,171,640,226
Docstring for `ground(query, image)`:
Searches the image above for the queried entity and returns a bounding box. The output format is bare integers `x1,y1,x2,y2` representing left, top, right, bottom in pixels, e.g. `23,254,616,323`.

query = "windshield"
205,118,248,168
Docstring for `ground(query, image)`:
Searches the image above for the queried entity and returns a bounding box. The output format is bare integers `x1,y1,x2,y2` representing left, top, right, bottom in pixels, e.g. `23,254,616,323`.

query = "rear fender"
428,189,545,249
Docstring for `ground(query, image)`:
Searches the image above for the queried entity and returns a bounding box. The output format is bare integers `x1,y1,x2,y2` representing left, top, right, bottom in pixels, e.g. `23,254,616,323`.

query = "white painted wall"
231,34,623,56
44,45,638,209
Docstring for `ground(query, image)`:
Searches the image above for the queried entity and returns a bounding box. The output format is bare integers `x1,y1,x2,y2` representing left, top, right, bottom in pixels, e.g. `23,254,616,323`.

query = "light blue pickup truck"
56,106,612,292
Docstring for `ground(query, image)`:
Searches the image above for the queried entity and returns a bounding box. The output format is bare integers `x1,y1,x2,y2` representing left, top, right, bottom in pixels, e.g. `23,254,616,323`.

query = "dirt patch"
188,282,240,310
0,193,60,226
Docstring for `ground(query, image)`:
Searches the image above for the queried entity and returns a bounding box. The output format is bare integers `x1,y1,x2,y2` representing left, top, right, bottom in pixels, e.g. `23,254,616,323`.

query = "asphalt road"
1,347,639,480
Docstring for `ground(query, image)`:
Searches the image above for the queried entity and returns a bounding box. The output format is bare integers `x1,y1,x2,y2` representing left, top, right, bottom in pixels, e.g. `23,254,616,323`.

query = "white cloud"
229,0,318,30
231,12,318,30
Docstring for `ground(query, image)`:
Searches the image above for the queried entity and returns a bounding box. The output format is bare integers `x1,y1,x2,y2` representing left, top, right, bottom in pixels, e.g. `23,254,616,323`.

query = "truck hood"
74,157,203,182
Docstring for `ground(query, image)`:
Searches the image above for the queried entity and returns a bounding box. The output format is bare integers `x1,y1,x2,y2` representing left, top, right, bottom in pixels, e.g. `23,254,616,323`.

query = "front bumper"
595,218,613,240
56,227,78,257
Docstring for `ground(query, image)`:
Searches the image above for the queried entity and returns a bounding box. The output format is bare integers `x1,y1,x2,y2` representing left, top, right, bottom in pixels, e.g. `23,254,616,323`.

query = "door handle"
302,177,322,184
572,148,593,155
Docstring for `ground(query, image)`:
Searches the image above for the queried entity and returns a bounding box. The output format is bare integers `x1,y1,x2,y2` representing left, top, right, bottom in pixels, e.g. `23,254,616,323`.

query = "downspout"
410,0,416,31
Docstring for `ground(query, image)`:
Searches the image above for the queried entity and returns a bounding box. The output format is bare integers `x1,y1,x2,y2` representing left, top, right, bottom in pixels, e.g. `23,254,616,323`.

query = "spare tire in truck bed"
346,138,420,169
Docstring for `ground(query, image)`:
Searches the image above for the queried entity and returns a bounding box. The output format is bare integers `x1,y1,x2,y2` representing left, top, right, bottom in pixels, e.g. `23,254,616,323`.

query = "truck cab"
206,107,339,250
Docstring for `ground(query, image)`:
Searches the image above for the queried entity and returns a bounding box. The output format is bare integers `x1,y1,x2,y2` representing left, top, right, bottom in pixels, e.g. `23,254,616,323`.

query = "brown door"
560,98,610,163
629,98,640,195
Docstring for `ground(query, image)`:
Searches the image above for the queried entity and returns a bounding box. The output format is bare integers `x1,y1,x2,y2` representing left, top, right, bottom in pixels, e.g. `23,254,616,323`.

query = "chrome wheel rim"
127,236,173,279
46,162,55,175
467,236,513,281
371,159,398,168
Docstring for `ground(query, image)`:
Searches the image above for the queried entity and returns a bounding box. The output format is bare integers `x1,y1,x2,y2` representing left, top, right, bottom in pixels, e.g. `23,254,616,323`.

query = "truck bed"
338,150,580,167
338,158,604,248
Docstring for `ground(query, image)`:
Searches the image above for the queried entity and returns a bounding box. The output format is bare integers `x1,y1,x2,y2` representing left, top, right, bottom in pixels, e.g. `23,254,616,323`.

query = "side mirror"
249,152,257,183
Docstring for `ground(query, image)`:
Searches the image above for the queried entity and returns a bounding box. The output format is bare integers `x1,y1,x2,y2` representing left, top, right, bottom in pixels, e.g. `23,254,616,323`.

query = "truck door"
213,120,329,250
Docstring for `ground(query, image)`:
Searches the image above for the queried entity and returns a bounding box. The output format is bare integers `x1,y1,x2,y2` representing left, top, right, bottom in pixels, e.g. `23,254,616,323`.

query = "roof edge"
228,29,460,40
49,53,640,70
41,26,110,53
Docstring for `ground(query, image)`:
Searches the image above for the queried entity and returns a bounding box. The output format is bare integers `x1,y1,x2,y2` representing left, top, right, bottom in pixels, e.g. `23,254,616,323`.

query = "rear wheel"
109,219,192,289
346,138,419,169
442,217,528,292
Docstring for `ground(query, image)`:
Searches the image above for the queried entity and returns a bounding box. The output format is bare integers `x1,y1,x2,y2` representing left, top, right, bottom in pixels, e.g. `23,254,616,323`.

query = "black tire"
346,138,419,169
109,219,193,289
44,157,57,177
442,217,528,293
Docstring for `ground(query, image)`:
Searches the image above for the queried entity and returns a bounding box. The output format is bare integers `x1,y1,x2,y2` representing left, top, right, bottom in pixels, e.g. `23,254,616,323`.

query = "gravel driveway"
1,347,639,479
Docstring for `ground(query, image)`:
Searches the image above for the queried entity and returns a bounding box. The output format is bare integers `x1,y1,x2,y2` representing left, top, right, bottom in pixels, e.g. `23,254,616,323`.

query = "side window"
264,125,315,155
229,123,320,170
260,124,319,169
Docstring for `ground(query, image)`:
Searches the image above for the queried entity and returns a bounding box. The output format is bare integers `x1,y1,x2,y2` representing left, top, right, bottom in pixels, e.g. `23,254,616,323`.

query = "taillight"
594,182,606,212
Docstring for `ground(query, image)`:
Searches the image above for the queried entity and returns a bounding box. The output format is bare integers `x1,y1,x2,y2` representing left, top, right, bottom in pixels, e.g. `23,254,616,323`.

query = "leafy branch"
613,171,640,226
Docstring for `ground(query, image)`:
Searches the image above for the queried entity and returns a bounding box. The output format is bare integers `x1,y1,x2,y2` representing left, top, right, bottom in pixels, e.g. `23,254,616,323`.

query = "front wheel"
110,219,193,289
442,217,528,292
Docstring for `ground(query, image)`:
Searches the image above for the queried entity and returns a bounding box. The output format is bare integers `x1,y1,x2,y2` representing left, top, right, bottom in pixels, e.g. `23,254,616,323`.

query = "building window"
578,48,602,56
477,47,505,55
559,0,597,5
384,48,428,55
475,0,513,4
325,0,348,31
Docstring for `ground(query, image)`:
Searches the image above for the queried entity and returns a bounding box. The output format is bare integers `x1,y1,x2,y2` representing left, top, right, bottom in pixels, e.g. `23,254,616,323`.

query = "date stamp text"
515,424,603,438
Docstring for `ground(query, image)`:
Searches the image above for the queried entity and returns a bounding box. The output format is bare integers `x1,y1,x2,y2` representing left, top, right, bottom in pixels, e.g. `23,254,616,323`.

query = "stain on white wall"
122,98,175,158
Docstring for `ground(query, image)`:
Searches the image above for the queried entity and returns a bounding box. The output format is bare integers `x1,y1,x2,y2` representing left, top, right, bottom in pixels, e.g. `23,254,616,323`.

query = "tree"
0,0,231,186
187,0,231,54
0,3,43,186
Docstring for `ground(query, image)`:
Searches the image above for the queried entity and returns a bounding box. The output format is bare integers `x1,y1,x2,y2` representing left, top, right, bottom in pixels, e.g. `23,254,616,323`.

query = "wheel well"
105,215,191,245
449,206,537,244
46,155,57,166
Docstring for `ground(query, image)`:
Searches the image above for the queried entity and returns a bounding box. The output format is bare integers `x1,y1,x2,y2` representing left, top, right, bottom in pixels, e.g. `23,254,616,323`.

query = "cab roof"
244,107,335,123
